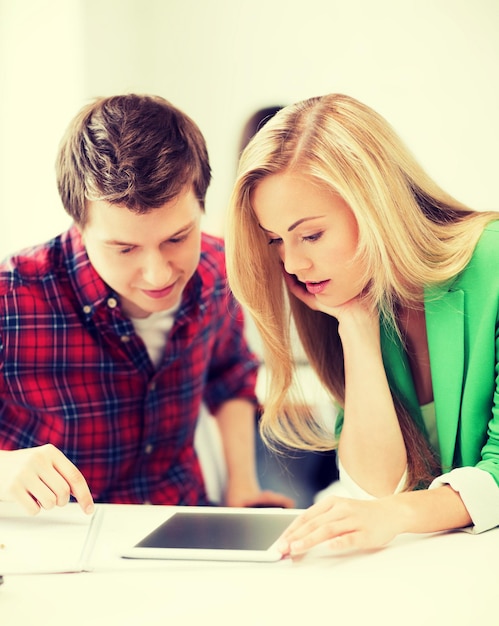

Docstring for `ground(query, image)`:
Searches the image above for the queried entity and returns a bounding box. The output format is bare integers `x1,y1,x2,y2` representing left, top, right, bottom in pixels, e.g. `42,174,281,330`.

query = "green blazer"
381,220,499,486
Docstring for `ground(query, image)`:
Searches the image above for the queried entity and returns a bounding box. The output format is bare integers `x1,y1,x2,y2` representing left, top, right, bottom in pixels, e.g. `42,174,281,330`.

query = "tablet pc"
121,509,299,562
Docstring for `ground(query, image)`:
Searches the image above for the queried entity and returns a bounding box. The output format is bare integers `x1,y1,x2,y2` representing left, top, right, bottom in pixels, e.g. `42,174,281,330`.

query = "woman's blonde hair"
226,93,498,489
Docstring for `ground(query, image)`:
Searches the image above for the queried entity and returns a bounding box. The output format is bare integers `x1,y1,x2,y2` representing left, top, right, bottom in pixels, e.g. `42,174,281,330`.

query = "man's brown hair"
56,94,211,226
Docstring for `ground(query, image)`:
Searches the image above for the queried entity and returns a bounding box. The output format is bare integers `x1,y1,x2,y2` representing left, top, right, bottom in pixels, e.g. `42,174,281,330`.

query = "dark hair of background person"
238,106,284,155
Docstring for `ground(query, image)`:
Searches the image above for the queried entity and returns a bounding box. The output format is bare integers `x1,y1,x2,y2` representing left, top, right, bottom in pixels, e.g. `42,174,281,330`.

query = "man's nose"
142,251,173,287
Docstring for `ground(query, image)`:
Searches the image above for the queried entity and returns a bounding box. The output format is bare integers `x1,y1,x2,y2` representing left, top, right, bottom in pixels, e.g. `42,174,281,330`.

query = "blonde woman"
226,93,499,556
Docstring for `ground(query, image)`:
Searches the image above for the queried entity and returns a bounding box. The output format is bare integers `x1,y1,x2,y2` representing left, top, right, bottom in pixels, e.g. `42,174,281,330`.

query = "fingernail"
86,503,95,515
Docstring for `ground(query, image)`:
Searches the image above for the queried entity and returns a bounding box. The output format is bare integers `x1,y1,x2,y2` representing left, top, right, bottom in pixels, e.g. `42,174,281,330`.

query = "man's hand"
224,482,295,509
0,445,94,515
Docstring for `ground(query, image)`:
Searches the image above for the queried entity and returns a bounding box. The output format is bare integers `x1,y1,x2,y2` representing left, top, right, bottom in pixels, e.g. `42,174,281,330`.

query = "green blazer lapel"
424,285,465,470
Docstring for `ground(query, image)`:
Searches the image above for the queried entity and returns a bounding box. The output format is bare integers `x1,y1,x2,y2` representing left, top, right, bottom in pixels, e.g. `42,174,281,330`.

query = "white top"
420,401,439,456
130,306,178,368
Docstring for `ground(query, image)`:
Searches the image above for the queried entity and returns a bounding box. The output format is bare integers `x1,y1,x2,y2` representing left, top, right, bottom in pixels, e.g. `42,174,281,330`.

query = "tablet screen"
138,511,296,550
122,510,299,562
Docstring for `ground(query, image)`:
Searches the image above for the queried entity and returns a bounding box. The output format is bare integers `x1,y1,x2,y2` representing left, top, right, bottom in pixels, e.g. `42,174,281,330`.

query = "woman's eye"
267,237,282,246
302,231,323,243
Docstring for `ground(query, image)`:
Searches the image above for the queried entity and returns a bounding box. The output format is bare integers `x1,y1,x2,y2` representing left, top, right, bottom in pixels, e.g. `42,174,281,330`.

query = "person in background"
0,93,294,515
225,93,499,556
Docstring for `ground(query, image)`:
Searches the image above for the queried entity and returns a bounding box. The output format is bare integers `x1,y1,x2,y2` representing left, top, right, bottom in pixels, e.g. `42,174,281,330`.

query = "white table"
1,502,497,626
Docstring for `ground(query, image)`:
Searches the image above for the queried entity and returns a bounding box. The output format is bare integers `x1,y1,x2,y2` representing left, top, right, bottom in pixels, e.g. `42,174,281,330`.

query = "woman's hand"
0,445,94,515
282,269,377,329
277,493,401,556
277,485,473,557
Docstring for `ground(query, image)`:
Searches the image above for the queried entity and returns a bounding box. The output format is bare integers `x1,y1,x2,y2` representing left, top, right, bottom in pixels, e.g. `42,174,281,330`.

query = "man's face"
81,187,203,318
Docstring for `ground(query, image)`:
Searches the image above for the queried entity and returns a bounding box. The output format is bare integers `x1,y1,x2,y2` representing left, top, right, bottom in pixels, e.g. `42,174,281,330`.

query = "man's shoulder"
199,232,226,277
200,232,225,255
0,236,64,297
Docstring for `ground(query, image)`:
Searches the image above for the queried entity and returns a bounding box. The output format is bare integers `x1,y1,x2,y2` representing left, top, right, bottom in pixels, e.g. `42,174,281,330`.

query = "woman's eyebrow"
287,216,325,231
258,216,325,234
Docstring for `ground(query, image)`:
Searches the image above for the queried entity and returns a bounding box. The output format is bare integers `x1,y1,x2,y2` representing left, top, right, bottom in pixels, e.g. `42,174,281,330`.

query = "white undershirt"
130,306,179,368
420,401,439,457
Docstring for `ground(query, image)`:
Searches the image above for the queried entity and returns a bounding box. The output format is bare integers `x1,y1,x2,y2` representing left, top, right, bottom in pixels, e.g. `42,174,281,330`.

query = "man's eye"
118,246,135,255
169,235,188,244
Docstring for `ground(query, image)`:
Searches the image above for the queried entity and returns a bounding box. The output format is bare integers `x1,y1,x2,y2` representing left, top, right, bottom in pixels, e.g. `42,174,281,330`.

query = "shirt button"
148,381,157,391
145,444,153,454
107,297,118,309
120,335,130,343
143,500,152,505
82,305,92,314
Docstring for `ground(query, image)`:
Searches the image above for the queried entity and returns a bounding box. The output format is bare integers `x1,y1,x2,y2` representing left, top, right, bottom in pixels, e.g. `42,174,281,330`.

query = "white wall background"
1,0,498,261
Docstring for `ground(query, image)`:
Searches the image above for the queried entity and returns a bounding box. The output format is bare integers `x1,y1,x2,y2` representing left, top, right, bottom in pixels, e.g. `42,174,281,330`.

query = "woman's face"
251,172,368,309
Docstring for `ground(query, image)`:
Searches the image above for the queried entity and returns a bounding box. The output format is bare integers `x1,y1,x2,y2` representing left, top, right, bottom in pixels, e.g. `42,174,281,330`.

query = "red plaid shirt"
0,226,259,505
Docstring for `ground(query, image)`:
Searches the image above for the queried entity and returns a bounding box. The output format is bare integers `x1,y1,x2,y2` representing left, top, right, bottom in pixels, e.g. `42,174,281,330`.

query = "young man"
0,94,293,515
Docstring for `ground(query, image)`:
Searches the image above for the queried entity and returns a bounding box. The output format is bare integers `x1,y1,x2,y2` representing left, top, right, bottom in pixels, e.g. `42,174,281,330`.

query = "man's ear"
74,214,88,233
75,221,86,244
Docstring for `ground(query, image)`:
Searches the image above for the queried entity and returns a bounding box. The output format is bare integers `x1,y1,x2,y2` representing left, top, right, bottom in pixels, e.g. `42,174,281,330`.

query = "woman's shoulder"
458,219,499,289
472,219,499,260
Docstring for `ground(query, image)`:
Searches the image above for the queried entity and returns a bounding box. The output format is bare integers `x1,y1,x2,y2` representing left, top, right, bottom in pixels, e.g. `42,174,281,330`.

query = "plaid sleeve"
199,243,260,415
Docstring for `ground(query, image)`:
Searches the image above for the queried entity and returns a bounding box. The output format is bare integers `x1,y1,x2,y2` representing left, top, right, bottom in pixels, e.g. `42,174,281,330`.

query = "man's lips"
141,282,176,299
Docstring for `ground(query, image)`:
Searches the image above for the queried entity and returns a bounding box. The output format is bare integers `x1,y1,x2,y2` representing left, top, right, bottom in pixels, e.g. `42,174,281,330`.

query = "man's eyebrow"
104,220,196,246
166,220,196,237
104,238,136,247
258,216,325,234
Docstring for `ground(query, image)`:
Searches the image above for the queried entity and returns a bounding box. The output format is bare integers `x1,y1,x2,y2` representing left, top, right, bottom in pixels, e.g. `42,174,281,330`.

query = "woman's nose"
282,245,311,276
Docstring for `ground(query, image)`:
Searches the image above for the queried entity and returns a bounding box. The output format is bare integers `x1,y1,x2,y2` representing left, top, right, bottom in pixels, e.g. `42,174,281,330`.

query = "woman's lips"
141,283,176,299
304,279,330,295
